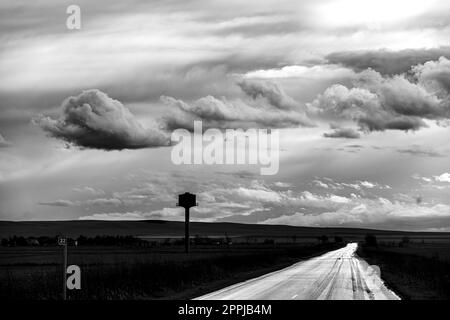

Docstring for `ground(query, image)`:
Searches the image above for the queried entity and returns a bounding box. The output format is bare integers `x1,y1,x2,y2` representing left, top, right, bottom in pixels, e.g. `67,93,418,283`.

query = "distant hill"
1,220,449,239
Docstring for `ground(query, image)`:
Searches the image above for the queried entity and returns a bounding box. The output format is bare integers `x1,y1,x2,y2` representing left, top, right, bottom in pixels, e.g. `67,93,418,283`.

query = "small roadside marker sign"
58,236,67,246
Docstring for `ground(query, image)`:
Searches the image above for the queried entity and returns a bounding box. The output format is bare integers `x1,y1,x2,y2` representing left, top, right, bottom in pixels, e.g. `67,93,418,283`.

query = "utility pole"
177,192,197,253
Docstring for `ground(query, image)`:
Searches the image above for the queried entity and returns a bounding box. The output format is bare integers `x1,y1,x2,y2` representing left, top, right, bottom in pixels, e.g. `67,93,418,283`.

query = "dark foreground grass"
357,245,450,300
0,243,341,300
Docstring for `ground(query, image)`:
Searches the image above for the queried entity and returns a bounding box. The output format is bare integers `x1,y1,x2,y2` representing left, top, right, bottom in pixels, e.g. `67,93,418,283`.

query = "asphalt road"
196,243,400,300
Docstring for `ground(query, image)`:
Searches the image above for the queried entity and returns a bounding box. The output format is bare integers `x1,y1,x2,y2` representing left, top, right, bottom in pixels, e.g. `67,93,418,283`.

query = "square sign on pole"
58,236,67,246
178,192,197,209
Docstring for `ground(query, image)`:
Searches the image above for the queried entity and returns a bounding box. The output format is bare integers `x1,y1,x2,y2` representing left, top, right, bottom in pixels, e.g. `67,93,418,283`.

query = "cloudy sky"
1,0,450,231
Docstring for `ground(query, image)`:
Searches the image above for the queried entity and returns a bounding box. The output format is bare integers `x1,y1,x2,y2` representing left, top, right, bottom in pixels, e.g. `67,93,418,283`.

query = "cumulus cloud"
435,173,450,183
79,212,154,221
38,200,75,207
73,186,106,196
0,134,12,148
161,79,314,131
84,198,122,206
207,182,354,213
34,90,170,150
360,181,376,188
237,79,298,110
243,64,355,80
263,198,450,231
309,83,427,132
41,170,438,230
309,59,450,133
38,197,125,208
323,126,361,139
326,47,450,75
78,206,233,222
78,208,186,221
397,145,444,157
313,180,329,188
413,56,450,92
273,181,292,188
312,179,389,191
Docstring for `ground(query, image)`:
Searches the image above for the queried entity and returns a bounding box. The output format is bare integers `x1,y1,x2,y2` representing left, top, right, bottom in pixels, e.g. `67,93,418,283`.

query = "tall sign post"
58,235,68,300
177,192,197,253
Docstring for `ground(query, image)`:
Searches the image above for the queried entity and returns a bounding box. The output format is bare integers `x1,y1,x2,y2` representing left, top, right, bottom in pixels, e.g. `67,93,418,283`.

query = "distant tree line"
317,235,344,244
364,234,378,247
1,235,149,247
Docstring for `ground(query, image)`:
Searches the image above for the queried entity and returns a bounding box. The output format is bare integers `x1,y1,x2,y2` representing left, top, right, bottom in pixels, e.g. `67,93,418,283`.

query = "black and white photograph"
1,0,450,312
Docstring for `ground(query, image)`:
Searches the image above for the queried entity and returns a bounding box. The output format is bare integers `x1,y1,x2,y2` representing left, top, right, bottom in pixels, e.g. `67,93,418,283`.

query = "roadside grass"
0,243,341,300
357,244,450,300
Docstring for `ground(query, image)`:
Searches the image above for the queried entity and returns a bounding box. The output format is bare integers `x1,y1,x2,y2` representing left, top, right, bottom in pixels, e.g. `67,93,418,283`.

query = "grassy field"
357,241,450,300
2,220,450,300
0,243,342,300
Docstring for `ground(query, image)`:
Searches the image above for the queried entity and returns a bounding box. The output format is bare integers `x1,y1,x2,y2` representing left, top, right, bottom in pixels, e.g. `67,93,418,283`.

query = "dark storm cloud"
237,79,298,110
309,58,450,133
308,83,428,132
326,47,450,75
323,127,361,139
161,79,314,131
34,90,170,150
0,52,287,131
